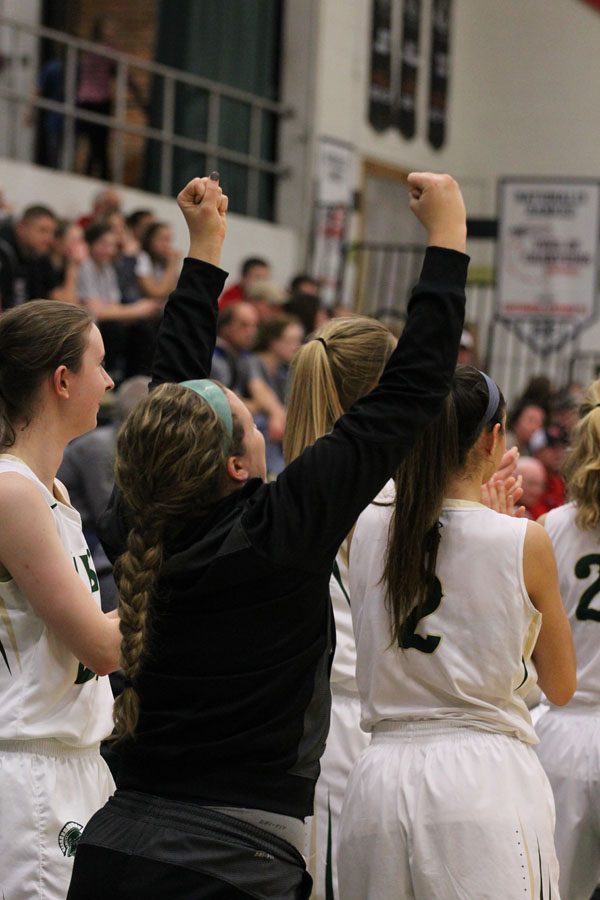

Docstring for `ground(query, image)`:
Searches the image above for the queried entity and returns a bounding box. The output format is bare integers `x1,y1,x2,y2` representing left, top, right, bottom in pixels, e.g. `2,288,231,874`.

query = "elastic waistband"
372,720,515,743
0,738,100,757
543,705,600,717
206,806,305,853
330,683,360,701
104,790,306,864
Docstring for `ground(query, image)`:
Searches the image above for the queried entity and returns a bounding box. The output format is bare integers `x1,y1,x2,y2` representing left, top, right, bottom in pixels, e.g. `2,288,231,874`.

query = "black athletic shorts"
67,790,312,900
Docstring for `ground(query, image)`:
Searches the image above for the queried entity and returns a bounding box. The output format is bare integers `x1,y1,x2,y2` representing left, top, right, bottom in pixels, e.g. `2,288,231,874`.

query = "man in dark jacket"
0,204,58,309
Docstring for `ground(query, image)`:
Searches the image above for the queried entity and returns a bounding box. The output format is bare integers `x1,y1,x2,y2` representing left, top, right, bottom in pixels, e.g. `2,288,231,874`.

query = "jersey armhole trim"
517,518,539,617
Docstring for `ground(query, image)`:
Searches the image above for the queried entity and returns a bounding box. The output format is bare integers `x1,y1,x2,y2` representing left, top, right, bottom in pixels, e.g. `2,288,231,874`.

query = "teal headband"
179,379,233,437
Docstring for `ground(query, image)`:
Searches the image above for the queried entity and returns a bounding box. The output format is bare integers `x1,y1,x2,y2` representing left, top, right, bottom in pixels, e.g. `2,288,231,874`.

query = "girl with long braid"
535,380,600,900
0,173,228,900
69,172,469,900
339,366,576,899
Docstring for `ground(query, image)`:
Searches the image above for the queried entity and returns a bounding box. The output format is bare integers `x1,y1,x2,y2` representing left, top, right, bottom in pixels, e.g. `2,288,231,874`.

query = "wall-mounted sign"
496,178,600,321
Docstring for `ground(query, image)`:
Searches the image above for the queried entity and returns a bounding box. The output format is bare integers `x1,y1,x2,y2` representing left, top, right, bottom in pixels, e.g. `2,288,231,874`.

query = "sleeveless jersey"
545,502,600,708
0,456,114,745
350,485,540,744
330,540,359,693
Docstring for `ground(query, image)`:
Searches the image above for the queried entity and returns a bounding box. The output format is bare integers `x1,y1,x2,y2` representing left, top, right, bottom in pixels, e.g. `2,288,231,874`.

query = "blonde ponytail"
564,380,600,531
284,316,394,463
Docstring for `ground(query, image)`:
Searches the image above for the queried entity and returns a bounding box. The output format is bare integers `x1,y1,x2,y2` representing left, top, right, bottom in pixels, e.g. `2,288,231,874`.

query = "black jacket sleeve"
149,257,227,388
98,257,227,561
244,246,468,572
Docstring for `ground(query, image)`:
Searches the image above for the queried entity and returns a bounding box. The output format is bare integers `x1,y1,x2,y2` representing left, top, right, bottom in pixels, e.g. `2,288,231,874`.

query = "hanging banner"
396,0,422,139
496,178,600,321
368,0,393,131
312,138,355,306
316,137,355,207
312,205,350,308
427,0,452,149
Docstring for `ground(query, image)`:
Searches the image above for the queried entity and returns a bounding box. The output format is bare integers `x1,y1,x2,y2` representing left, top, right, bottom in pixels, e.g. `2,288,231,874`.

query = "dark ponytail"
383,366,506,647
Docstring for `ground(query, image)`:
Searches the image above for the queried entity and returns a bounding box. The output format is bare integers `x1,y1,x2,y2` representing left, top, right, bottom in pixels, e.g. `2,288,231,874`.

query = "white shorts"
338,722,560,900
0,739,115,900
305,690,368,899
535,709,600,900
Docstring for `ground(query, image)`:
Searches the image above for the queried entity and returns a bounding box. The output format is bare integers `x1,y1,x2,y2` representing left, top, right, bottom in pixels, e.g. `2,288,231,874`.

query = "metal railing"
339,241,587,403
0,15,292,216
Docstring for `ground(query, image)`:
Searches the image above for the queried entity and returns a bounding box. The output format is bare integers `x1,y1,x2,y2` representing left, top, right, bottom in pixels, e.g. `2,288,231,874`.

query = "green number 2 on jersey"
400,576,443,653
575,554,600,622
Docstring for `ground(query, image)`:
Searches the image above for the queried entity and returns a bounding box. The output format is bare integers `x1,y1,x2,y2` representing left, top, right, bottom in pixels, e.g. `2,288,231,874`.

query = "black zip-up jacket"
98,247,468,820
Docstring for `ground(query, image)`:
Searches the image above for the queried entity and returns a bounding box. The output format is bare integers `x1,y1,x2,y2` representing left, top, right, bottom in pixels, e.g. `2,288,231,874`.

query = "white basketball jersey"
545,502,600,708
0,456,114,745
350,484,540,745
330,540,359,693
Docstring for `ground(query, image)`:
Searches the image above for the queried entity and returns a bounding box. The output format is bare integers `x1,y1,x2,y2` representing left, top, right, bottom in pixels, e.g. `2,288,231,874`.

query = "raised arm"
150,174,229,388
248,174,468,570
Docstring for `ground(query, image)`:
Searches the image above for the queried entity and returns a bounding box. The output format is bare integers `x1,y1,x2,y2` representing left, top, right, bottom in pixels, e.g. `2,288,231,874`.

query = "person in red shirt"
529,424,568,518
219,256,271,309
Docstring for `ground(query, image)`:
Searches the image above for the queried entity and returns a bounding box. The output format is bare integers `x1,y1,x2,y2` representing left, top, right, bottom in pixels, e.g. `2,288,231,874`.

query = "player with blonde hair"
536,379,600,900
284,315,395,897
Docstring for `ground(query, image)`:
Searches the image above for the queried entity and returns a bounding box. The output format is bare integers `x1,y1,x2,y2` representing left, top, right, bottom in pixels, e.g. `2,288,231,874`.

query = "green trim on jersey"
332,560,351,607
325,794,335,900
0,635,11,675
516,657,528,691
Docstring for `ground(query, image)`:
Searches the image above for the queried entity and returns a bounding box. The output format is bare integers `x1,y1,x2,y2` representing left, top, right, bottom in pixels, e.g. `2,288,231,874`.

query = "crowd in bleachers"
0,186,585,521
3,171,600,900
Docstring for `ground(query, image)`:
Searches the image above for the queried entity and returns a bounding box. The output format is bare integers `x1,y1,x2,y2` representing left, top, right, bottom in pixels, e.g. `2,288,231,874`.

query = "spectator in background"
458,326,477,366
78,221,161,380
29,43,65,168
529,424,569,518
254,315,304,475
103,210,142,303
58,375,149,605
552,388,579,441
505,401,546,455
515,456,547,519
331,302,356,318
48,220,88,304
78,187,123,230
288,273,320,297
520,375,555,416
125,208,155,254
211,301,286,446
78,221,121,313
0,204,58,309
284,291,330,337
135,221,181,301
76,15,118,180
219,255,271,308
245,278,287,321
211,301,259,393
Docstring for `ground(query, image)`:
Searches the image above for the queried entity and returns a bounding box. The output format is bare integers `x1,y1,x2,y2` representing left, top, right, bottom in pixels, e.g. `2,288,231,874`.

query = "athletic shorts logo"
58,821,83,857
